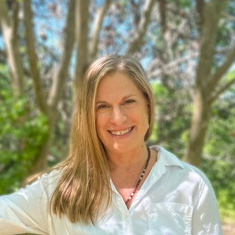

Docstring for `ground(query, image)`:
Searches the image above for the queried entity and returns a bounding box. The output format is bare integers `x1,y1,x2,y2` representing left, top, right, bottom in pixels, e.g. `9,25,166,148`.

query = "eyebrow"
96,94,137,104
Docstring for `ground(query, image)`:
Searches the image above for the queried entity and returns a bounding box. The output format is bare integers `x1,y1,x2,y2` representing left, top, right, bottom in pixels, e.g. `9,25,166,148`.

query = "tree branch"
195,0,226,90
195,0,204,27
23,0,48,115
148,52,198,78
126,0,155,55
159,0,167,34
0,0,24,96
209,77,235,103
12,0,20,38
208,41,235,92
130,0,141,26
0,1,9,24
48,0,76,110
75,0,90,89
89,0,112,61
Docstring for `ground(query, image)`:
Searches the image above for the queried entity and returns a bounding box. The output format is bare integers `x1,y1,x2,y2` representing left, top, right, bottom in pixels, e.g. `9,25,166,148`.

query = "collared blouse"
0,146,222,235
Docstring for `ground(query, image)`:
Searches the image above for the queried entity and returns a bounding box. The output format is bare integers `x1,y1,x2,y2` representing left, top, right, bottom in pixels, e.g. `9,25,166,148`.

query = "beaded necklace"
125,147,151,206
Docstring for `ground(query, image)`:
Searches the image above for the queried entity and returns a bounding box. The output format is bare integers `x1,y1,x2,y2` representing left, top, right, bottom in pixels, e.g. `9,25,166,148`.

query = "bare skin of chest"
111,150,157,208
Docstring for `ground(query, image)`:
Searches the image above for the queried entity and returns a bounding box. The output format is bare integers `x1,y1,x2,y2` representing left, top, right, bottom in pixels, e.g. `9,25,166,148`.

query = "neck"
107,145,148,171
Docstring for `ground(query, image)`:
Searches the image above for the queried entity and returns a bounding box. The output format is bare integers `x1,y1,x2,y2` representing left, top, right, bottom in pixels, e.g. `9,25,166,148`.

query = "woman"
0,55,222,234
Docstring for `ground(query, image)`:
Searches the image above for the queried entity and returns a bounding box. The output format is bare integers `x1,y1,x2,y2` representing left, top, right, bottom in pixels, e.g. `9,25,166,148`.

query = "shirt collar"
140,145,184,192
152,145,184,169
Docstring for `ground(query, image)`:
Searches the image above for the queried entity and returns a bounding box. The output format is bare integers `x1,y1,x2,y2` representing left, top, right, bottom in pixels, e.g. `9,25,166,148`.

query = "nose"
111,106,127,124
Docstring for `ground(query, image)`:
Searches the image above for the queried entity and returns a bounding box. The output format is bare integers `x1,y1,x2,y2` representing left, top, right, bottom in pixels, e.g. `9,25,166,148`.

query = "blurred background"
0,0,234,233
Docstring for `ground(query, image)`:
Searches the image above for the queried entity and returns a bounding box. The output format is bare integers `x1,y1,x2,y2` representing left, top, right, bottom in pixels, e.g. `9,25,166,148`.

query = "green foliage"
150,82,191,157
0,77,49,194
149,81,167,142
201,99,235,221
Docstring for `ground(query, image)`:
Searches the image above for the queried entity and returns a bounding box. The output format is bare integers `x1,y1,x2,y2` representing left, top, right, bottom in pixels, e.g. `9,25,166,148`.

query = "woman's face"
95,71,149,154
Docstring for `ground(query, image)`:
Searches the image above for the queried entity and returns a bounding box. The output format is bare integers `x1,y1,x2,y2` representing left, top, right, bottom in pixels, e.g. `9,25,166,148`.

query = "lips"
109,127,134,136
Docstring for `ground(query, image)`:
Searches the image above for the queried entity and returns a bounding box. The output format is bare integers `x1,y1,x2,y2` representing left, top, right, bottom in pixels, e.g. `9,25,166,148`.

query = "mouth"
108,127,134,136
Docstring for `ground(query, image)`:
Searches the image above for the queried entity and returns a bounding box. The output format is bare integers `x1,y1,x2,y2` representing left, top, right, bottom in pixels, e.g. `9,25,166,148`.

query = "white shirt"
0,146,222,235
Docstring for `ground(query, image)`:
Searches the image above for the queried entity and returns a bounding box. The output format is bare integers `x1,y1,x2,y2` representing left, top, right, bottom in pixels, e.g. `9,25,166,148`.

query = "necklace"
125,147,151,206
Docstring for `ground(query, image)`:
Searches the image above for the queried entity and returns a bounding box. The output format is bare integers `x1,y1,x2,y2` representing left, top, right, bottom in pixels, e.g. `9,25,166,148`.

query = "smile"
109,127,133,136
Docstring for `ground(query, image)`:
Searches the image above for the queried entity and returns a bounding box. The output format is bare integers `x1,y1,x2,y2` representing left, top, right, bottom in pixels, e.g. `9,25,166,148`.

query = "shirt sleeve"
0,171,58,235
192,171,223,235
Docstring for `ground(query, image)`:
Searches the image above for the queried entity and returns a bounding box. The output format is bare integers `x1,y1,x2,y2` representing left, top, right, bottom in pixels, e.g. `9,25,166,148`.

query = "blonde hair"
50,55,155,224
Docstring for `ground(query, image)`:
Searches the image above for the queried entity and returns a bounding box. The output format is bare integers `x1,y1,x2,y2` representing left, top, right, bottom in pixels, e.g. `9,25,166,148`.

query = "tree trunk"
74,0,90,90
0,1,24,97
23,0,76,173
31,113,56,173
23,0,48,115
183,0,234,166
183,89,211,166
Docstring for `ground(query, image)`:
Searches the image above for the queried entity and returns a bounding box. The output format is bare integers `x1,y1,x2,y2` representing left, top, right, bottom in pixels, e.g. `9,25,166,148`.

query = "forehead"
96,72,143,100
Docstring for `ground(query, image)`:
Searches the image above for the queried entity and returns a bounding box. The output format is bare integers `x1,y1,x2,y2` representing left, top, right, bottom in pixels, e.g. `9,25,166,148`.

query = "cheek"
131,110,148,130
96,113,107,134
139,106,149,124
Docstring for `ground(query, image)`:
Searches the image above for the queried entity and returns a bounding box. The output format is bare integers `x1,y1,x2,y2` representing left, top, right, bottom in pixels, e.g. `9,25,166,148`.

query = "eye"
123,99,135,105
97,103,110,110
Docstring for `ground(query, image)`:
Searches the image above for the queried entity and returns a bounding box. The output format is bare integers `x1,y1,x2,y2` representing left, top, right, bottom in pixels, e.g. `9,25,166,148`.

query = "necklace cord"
125,147,151,205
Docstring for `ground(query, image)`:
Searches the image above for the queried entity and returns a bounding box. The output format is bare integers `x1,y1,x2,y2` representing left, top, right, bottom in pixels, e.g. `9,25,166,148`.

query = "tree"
143,0,235,166
0,0,77,174
0,0,156,177
184,0,235,165
1,0,235,176
0,0,24,97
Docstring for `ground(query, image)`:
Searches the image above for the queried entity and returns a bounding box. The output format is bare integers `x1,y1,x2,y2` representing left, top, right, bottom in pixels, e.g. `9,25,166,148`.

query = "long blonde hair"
50,55,155,224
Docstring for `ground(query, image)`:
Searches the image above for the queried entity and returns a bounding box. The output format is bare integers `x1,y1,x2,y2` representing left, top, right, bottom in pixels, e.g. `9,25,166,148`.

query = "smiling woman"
0,55,222,234
95,71,149,155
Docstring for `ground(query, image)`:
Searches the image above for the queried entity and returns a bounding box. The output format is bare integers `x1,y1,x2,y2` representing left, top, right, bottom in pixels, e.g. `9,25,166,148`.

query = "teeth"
110,127,132,136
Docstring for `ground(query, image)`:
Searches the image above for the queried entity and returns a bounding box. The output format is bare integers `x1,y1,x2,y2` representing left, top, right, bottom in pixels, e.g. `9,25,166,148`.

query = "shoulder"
5,169,64,201
31,169,62,196
182,161,211,185
151,145,212,189
0,170,63,234
36,168,62,183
